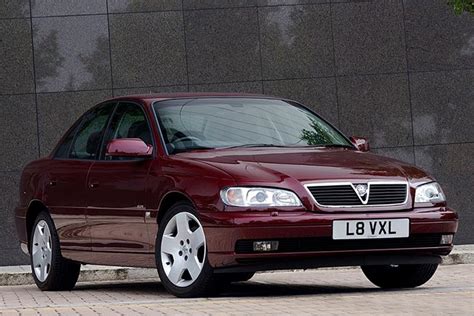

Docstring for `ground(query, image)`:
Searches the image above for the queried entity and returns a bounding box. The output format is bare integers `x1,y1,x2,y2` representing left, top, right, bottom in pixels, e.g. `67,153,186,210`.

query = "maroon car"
15,93,458,297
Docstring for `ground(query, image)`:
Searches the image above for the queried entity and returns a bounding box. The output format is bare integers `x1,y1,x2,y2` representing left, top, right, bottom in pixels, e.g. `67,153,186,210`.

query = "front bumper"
200,207,458,271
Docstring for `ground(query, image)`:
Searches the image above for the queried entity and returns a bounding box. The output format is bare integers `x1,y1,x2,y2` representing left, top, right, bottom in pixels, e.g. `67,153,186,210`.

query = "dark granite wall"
1,0,473,265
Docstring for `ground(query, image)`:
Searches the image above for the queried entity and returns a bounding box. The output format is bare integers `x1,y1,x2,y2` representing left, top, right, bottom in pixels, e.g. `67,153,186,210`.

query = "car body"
15,93,458,297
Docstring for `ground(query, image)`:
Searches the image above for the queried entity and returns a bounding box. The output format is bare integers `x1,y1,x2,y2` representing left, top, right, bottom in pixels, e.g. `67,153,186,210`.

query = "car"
15,93,458,297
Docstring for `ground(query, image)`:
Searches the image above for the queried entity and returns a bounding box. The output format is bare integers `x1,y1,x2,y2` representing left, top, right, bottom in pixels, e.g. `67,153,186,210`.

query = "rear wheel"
30,212,80,290
361,264,438,289
156,202,215,297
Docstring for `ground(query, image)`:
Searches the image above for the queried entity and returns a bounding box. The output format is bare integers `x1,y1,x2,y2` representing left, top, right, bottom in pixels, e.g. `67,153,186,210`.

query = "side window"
69,103,115,160
54,120,82,159
101,102,153,160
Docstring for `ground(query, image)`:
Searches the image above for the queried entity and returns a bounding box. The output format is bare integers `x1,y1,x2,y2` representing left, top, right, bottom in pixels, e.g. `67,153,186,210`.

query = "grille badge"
355,184,368,196
354,184,369,204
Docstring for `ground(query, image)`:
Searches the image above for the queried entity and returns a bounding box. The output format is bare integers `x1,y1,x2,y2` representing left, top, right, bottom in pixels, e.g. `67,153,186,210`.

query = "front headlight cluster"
220,187,302,207
415,182,445,204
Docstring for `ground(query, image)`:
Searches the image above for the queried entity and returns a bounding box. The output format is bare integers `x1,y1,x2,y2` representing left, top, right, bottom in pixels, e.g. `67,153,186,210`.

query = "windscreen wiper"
219,144,287,149
172,145,215,153
313,144,354,149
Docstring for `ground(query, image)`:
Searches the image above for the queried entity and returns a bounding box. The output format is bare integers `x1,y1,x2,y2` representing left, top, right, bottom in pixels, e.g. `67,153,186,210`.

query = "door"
87,102,154,253
44,102,115,251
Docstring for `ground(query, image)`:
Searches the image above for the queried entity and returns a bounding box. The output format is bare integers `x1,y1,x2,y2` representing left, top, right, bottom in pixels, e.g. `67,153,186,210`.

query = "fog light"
441,234,453,245
253,241,279,252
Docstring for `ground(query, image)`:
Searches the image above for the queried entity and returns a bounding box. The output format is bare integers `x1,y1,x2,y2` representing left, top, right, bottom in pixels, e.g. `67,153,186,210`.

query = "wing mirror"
106,138,153,158
350,136,370,152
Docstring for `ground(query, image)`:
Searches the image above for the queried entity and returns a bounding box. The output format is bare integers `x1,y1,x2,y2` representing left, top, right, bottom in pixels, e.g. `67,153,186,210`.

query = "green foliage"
300,118,332,145
448,0,474,15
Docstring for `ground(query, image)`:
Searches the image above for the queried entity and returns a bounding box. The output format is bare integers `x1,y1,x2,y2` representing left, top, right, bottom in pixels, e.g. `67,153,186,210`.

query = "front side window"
69,103,115,160
154,98,352,154
100,102,153,160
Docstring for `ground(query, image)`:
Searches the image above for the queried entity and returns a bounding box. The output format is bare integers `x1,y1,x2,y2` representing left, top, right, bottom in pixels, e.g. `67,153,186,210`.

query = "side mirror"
106,138,153,158
350,136,370,152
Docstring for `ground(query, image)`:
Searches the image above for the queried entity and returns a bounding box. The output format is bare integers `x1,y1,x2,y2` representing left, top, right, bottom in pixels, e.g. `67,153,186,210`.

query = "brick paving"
0,264,473,315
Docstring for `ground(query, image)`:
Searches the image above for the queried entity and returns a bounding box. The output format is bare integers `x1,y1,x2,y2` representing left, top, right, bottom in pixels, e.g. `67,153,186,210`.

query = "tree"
448,0,474,15
34,29,65,90
300,118,334,145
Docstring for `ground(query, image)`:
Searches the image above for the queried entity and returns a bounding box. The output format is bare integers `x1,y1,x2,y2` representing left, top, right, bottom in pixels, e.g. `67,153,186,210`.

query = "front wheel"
156,202,215,297
361,264,438,289
30,212,80,290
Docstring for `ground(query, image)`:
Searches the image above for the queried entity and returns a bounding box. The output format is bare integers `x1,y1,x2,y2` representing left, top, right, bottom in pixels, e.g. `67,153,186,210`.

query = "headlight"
414,182,445,204
220,187,302,207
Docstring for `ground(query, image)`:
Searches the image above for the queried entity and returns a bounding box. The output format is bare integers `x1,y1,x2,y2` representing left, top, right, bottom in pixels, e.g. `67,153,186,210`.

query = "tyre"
156,202,215,297
215,272,255,284
361,264,438,289
30,211,81,291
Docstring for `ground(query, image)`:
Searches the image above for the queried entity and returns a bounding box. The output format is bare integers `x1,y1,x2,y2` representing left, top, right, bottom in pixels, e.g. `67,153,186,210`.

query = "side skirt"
62,250,156,268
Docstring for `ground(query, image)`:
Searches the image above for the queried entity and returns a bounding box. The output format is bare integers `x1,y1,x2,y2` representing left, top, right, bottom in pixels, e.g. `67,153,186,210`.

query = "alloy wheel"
32,220,52,282
160,212,206,287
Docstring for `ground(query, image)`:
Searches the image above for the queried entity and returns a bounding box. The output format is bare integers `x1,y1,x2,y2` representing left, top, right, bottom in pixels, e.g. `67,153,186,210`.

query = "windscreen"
153,98,352,153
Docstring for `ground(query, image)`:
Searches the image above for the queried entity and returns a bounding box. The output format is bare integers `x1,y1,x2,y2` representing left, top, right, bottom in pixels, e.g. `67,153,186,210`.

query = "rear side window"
54,122,81,159
68,103,115,160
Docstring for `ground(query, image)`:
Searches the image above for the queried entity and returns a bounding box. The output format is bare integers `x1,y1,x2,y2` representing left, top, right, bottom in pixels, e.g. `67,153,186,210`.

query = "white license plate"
333,219,409,240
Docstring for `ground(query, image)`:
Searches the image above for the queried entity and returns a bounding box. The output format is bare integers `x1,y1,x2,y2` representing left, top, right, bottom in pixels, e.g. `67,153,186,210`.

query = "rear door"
86,101,154,253
44,102,116,251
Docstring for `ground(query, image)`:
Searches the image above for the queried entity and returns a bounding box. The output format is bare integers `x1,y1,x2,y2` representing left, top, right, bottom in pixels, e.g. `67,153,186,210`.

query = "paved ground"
0,264,473,315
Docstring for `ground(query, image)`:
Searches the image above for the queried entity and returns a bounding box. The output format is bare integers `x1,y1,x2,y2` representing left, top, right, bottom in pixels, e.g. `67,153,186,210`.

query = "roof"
107,92,275,103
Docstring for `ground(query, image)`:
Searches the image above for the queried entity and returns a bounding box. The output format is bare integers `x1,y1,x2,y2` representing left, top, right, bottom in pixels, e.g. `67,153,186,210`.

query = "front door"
87,102,154,253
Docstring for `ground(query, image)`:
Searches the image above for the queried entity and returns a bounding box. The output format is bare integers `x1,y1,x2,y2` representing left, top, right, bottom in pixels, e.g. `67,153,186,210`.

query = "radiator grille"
367,184,407,205
307,183,408,207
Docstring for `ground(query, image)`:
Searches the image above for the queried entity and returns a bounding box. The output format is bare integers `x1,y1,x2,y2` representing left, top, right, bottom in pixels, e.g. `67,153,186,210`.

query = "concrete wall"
1,0,473,265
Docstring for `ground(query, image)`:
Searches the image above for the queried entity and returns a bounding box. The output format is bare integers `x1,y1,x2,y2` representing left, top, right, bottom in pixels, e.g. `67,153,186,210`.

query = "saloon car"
15,93,458,297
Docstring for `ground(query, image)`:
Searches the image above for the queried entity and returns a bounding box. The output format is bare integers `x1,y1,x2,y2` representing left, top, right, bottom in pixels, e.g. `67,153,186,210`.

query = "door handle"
89,182,99,188
48,180,57,187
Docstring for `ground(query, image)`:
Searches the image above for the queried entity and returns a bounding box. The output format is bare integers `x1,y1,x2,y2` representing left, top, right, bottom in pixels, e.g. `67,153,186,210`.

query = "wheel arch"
157,191,196,225
26,199,49,248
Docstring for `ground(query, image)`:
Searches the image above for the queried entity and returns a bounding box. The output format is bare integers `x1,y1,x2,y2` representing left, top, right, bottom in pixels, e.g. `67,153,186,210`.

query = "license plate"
332,219,409,240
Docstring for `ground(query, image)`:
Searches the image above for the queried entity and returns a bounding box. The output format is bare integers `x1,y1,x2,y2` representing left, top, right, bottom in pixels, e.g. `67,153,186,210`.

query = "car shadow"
74,279,385,298
214,281,381,298
75,280,167,294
